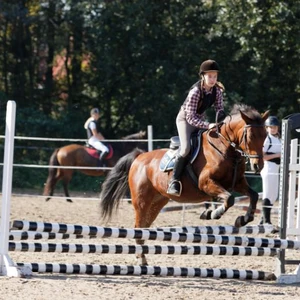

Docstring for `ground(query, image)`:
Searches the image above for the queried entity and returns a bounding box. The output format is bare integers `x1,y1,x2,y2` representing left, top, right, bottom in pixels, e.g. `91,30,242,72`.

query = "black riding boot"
261,198,272,224
99,151,109,165
167,155,187,197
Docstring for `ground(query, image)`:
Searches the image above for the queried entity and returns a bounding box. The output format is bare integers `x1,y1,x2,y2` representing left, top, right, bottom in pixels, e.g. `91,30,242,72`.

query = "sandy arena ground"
0,193,300,300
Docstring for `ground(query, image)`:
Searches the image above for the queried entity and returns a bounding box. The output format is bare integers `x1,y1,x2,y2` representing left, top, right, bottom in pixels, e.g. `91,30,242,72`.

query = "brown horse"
43,131,146,202
100,104,269,265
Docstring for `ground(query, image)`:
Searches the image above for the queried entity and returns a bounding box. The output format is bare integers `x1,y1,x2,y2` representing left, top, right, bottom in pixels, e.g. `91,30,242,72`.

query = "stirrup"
167,180,182,196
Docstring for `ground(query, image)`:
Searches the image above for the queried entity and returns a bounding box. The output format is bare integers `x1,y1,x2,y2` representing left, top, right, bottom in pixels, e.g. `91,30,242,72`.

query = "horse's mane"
229,104,262,122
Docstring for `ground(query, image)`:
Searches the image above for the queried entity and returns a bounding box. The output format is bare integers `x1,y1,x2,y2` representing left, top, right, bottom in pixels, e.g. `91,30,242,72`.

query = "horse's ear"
261,110,270,122
140,130,146,137
239,110,252,124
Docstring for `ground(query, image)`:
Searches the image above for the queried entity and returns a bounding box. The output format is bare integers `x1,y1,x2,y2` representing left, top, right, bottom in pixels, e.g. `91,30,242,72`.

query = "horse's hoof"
267,273,277,281
211,211,221,220
200,209,212,220
210,205,225,220
271,225,279,234
234,216,246,227
67,199,73,203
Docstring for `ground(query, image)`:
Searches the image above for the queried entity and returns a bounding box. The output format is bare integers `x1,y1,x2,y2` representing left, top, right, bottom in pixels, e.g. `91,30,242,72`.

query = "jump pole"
10,220,300,250
16,263,276,280
10,224,275,237
0,101,31,277
9,242,278,256
9,231,94,241
11,220,275,235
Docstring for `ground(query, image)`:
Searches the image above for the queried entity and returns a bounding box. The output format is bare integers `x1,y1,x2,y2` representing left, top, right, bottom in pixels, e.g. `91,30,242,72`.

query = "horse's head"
121,130,146,140
219,104,269,173
238,107,269,173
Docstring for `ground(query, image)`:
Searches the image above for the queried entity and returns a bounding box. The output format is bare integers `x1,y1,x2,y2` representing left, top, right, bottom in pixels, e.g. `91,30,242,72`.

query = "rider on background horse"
167,59,226,197
84,108,109,165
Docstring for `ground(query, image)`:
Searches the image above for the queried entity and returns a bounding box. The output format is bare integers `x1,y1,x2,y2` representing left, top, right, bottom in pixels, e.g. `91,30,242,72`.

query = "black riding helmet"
265,116,280,127
199,60,220,75
90,108,100,115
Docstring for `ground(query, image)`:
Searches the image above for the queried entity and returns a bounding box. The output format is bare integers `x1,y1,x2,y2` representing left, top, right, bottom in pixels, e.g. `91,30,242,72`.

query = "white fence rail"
0,125,167,170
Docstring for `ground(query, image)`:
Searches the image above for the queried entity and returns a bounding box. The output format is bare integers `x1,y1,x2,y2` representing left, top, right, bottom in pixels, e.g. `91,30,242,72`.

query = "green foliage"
0,0,299,191
214,0,300,116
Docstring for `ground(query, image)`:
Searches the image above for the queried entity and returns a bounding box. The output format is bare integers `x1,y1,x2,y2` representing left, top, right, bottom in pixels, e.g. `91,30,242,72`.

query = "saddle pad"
85,147,99,159
159,149,177,171
85,144,114,160
159,130,204,172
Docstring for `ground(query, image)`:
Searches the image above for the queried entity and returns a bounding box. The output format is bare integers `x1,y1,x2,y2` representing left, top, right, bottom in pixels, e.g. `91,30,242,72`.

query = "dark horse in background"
100,104,269,265
43,130,146,202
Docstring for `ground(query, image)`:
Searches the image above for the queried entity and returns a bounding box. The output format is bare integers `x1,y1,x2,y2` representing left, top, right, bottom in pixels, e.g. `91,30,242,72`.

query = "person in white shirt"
84,108,109,165
260,116,281,224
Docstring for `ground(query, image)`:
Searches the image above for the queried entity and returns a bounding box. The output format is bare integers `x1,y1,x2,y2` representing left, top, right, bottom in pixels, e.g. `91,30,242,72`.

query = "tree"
214,0,300,117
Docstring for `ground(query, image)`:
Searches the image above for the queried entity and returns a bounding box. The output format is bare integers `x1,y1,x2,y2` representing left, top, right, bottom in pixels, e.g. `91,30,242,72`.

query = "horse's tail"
100,148,144,222
43,148,60,196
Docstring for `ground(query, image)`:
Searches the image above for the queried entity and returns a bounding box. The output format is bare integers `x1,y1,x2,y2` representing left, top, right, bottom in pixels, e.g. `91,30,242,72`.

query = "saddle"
159,129,206,172
85,143,113,160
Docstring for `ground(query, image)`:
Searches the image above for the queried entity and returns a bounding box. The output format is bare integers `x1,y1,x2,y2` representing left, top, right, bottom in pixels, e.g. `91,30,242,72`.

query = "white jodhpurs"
260,161,280,204
88,136,109,153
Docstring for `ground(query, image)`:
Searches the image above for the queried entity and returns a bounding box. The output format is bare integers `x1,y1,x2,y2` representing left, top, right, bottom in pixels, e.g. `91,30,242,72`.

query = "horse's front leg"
234,184,259,227
200,180,235,220
200,192,235,220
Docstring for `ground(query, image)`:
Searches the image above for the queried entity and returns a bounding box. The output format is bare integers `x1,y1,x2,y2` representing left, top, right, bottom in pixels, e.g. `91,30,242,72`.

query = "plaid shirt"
182,85,224,128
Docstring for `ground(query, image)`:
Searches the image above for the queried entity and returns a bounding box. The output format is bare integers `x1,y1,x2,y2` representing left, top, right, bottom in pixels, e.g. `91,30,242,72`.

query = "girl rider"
167,59,226,196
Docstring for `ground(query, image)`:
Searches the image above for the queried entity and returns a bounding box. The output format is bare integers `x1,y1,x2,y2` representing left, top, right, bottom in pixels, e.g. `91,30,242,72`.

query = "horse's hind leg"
44,172,61,202
132,194,169,266
44,178,57,201
62,170,73,203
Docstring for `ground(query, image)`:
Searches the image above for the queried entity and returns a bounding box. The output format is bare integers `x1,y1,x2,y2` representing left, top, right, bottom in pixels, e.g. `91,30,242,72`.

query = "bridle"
209,121,265,160
207,120,265,191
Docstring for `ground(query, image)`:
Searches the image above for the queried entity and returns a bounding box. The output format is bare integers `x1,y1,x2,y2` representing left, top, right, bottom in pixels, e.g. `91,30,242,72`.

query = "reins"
209,122,264,160
207,119,264,191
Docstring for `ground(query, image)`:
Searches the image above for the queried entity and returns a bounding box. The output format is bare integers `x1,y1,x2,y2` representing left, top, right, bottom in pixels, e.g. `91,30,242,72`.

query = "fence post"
147,125,153,151
0,101,31,277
